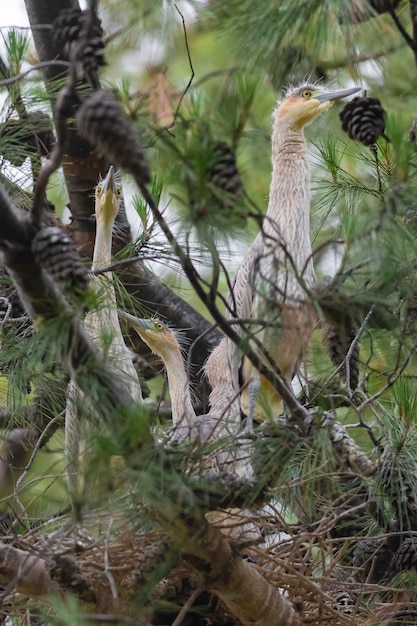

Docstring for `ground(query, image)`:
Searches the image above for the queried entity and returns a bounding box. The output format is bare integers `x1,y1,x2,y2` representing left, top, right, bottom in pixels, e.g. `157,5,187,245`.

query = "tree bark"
167,506,300,626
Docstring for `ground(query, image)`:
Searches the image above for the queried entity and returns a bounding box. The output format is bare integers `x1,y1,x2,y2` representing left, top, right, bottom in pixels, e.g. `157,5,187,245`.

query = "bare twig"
0,60,70,88
31,85,77,223
154,4,194,136
13,414,63,516
388,6,414,50
171,585,204,626
103,519,118,599
345,305,374,396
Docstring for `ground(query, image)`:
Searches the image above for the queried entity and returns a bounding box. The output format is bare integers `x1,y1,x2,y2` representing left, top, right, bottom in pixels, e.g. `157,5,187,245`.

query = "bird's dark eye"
301,89,312,99
116,186,121,196
95,185,102,196
155,322,164,331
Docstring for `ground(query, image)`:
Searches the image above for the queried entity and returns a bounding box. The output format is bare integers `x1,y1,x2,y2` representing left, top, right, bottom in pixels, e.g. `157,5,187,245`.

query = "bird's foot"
240,422,256,440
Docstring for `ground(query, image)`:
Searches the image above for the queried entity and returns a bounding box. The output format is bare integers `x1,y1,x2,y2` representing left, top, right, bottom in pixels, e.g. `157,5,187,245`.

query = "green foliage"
4,0,417,622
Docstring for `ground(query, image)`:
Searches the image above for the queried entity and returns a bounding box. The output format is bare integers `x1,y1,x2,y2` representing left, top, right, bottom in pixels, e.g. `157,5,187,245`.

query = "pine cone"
339,96,388,146
52,8,105,80
76,90,151,185
379,452,417,532
0,111,54,166
134,539,172,597
330,477,370,540
209,142,244,199
352,536,398,582
50,554,96,603
395,536,417,571
31,226,89,292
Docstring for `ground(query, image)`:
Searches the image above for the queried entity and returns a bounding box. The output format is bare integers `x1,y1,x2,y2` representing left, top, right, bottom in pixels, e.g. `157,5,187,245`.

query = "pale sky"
0,1,28,56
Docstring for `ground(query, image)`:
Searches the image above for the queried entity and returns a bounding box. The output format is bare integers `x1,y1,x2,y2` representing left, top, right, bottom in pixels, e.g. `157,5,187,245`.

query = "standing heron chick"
86,165,142,402
220,83,360,431
65,166,142,498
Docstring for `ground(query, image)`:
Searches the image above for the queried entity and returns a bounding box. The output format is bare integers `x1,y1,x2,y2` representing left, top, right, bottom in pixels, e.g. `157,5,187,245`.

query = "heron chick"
65,166,142,498
86,165,142,401
119,312,251,480
118,314,195,430
221,83,361,432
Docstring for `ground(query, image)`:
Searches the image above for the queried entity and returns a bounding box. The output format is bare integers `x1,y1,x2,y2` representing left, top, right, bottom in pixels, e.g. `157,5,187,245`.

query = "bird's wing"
227,234,262,324
226,234,263,392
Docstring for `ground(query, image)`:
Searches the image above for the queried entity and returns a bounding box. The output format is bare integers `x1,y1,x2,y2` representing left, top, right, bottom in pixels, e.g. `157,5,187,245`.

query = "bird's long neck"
265,121,314,283
92,214,115,272
160,343,196,428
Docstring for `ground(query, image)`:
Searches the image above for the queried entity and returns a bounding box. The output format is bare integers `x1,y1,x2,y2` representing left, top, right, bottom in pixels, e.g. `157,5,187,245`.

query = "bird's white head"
276,83,361,131
95,165,122,225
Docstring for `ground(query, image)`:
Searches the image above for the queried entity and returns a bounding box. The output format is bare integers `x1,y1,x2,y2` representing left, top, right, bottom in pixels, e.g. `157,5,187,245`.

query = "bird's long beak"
102,165,117,195
315,86,361,103
118,310,150,332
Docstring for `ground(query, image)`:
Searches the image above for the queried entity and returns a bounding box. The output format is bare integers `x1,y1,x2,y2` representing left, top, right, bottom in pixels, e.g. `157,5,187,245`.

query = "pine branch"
321,412,376,477
0,185,137,417
154,483,301,626
0,541,61,597
388,5,414,50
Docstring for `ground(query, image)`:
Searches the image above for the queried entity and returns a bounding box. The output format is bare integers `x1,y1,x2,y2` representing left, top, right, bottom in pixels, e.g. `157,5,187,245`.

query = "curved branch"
0,542,61,598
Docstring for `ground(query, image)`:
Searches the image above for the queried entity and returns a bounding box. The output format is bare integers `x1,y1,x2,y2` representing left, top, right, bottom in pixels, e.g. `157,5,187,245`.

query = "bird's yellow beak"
101,165,117,197
314,86,361,103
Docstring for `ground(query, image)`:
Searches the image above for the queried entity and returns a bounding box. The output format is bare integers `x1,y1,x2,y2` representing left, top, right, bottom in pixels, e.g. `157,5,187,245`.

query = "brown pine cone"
0,111,54,166
209,142,244,199
76,90,151,185
370,0,401,13
379,451,417,532
31,226,89,292
52,7,105,79
339,96,388,146
395,536,417,571
352,536,398,582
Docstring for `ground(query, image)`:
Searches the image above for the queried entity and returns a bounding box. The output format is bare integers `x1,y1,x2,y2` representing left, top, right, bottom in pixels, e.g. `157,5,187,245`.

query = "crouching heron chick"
118,313,197,431
120,312,259,541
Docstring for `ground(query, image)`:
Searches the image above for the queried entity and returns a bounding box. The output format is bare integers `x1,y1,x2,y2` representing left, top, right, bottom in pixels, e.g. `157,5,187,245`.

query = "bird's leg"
243,370,261,435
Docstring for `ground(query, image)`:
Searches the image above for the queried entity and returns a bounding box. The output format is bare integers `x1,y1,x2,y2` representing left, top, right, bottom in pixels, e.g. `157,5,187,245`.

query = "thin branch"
410,0,417,63
316,42,405,70
171,585,204,626
13,414,63,516
154,4,194,136
0,60,70,88
388,6,414,49
103,519,118,600
31,84,76,223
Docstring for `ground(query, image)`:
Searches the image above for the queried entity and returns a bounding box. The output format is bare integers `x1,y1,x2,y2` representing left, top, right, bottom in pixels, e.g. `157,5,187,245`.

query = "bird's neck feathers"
271,117,308,157
268,118,311,228
156,339,196,427
92,214,116,271
263,115,314,283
